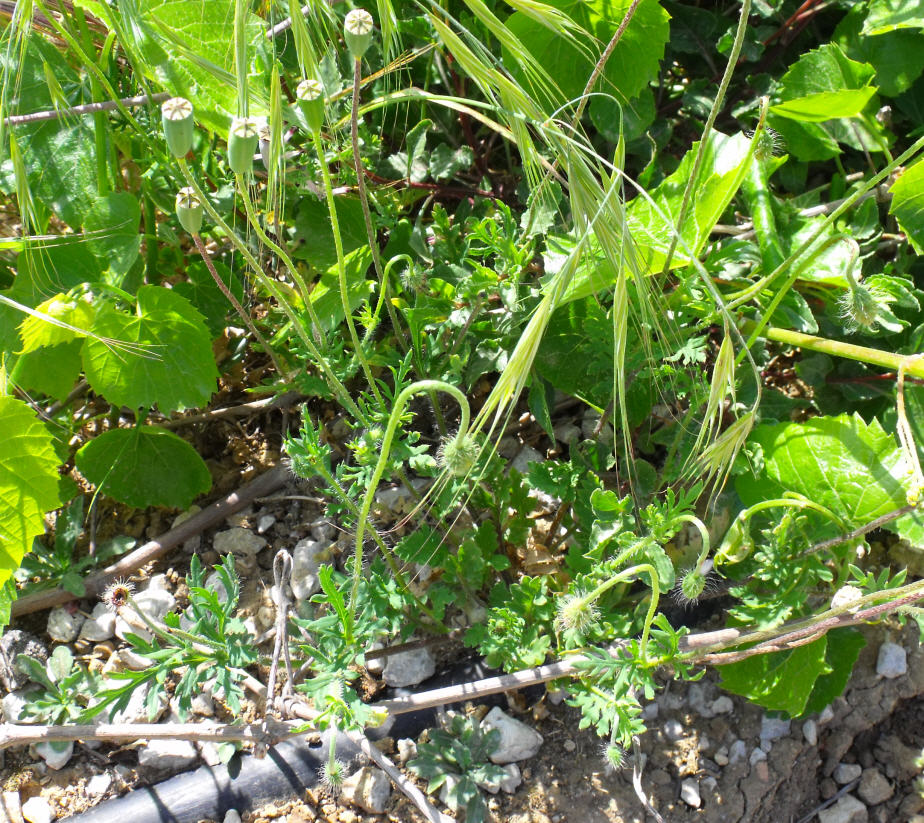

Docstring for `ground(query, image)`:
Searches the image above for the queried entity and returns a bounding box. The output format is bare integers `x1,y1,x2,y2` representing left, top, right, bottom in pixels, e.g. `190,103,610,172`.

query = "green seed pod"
344,9,374,60
438,432,479,477
175,187,203,234
161,97,194,158
295,79,325,135
227,117,260,175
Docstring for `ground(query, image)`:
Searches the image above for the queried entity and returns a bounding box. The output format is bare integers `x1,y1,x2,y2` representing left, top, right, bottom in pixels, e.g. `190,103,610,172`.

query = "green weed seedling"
408,712,508,823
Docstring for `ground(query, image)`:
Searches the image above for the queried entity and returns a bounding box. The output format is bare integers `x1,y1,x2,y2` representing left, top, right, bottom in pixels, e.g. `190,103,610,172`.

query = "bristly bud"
161,97,194,159
227,117,261,175
320,757,347,794
437,432,479,477
344,9,374,60
555,592,599,636
602,742,626,772
175,187,203,234
296,78,325,135
748,126,783,163
838,280,885,333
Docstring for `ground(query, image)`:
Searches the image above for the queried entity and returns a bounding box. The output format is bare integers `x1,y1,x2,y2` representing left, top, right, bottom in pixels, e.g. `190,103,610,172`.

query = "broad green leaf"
172,259,245,337
834,6,924,97
81,285,218,413
768,44,880,161
770,88,876,122
740,413,912,528
561,130,753,302
11,341,83,400
429,144,475,182
83,193,142,285
309,247,376,332
0,39,96,228
293,195,368,272
105,0,267,133
75,425,211,508
889,158,924,255
18,293,96,353
504,0,669,113
718,636,829,717
0,397,62,590
802,628,866,715
862,0,924,35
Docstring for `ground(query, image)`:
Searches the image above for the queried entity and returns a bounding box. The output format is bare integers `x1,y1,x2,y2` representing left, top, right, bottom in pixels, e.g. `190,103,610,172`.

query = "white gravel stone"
33,741,72,770
223,811,242,823
396,738,417,764
760,715,791,743
687,683,714,718
2,689,38,723
663,719,684,742
680,778,702,809
499,764,522,794
107,681,167,724
21,796,52,823
256,515,276,534
641,701,659,720
482,707,543,764
85,773,112,797
728,739,747,765
714,746,729,766
382,646,435,688
310,520,335,542
818,705,835,724
834,763,863,785
137,738,198,771
876,642,907,679
2,790,22,823
749,747,767,766
341,766,391,814
858,768,892,805
290,538,333,601
553,422,581,444
511,445,544,475
546,688,567,706
803,719,818,746
711,695,734,714
817,794,868,823
115,587,175,643
213,527,266,558
46,607,83,643
375,485,416,516
79,603,116,642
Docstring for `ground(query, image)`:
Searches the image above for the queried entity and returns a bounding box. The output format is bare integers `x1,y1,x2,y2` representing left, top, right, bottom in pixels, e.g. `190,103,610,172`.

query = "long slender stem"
176,160,367,425
350,56,406,348
309,129,385,411
192,233,284,376
233,174,326,345
350,380,470,611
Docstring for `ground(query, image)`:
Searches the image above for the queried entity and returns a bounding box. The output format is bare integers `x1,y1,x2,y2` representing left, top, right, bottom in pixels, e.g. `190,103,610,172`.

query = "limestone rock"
341,766,391,814
817,794,868,823
382,646,435,688
46,607,83,643
482,707,543,764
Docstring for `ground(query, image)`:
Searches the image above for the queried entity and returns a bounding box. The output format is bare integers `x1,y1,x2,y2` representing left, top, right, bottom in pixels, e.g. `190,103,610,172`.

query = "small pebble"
641,702,659,720
714,746,729,766
21,797,52,823
680,778,701,809
818,705,835,724
663,719,684,742
818,794,868,823
711,696,734,714
876,642,907,679
563,740,576,753
760,715,791,743
749,747,767,766
85,773,112,797
46,607,83,643
728,739,747,765
834,762,863,785
858,768,893,805
256,515,276,534
223,811,242,823
803,719,818,746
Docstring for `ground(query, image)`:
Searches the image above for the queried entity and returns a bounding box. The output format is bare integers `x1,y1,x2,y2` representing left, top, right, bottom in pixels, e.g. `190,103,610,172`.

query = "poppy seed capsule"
228,117,260,175
344,9,374,60
161,97,194,159
175,187,203,234
296,79,325,135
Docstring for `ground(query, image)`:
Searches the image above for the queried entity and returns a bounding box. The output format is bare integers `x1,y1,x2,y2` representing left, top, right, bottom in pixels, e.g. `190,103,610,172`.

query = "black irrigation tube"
66,659,528,823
